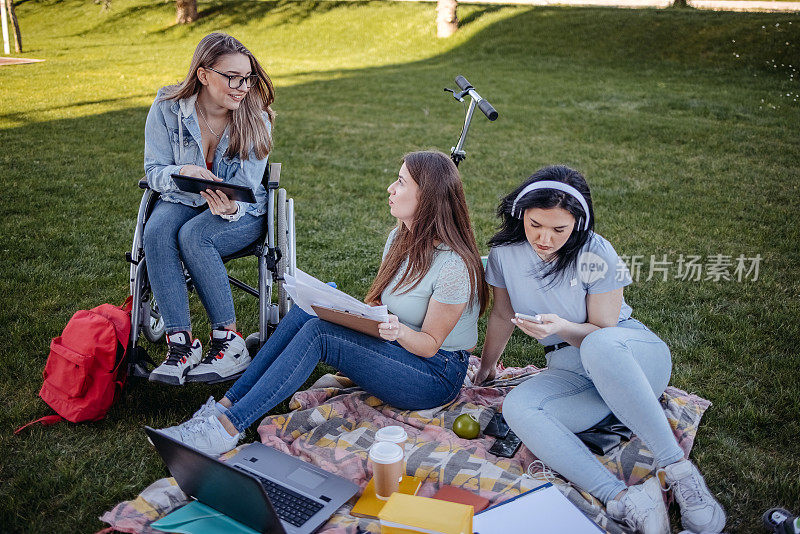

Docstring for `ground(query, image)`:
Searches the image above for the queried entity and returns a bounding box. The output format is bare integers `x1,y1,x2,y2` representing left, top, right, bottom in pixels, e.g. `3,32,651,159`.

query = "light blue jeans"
502,318,685,504
223,306,470,432
143,199,264,333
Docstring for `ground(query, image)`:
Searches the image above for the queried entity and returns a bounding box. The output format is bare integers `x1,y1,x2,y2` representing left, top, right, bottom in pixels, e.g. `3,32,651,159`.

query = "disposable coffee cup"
375,425,408,479
374,425,408,449
369,441,404,500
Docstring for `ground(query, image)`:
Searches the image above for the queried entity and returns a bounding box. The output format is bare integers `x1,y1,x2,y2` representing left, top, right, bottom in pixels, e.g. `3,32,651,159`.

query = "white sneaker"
607,477,670,534
661,460,726,534
158,414,241,456
190,396,223,420
187,329,251,383
149,332,202,385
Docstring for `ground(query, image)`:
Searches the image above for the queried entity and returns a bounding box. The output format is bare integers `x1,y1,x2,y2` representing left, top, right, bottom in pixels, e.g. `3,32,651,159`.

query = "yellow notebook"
351,476,423,519
377,493,473,534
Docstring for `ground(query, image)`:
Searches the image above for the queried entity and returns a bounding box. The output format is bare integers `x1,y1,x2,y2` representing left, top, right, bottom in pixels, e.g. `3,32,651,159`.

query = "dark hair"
488,165,595,283
366,151,490,315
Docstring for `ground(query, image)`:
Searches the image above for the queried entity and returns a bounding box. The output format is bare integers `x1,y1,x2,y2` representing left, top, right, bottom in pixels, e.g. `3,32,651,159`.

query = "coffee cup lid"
369,441,404,464
375,425,407,444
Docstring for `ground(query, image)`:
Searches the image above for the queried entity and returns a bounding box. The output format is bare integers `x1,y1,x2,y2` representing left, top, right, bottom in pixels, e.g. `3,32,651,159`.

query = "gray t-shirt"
380,228,479,351
485,232,633,347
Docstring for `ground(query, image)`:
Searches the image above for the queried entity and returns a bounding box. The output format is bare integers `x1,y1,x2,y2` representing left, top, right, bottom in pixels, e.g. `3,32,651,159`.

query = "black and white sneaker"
149,331,202,385
186,329,251,383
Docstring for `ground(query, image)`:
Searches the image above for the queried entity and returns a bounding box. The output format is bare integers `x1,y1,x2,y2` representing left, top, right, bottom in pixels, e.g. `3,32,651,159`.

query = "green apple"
452,413,480,439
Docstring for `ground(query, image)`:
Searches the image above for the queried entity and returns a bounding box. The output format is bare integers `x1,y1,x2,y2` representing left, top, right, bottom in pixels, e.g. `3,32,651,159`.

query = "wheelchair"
126,162,296,380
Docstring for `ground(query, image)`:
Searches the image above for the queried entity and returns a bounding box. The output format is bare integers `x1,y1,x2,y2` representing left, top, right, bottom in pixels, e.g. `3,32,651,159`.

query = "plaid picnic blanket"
100,358,711,534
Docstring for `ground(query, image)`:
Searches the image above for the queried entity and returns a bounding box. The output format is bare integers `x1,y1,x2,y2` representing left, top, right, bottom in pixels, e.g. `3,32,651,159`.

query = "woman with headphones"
474,166,725,534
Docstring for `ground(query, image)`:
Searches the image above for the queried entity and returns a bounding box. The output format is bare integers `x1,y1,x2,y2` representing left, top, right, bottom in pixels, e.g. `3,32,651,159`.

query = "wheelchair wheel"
277,188,290,318
142,296,166,343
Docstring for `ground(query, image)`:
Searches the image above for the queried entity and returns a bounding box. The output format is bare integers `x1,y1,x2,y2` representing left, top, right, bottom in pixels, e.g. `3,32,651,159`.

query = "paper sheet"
472,484,602,534
283,269,389,321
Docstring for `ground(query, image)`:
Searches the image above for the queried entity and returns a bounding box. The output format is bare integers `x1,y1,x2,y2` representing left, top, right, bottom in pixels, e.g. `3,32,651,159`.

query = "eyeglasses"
205,66,260,89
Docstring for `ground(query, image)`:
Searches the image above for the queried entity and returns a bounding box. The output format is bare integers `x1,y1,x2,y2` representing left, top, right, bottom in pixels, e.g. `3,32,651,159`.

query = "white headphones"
510,180,590,231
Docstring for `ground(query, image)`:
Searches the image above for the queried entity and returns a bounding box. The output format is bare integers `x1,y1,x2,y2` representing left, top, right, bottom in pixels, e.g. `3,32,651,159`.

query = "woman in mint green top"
158,151,490,457
380,227,481,351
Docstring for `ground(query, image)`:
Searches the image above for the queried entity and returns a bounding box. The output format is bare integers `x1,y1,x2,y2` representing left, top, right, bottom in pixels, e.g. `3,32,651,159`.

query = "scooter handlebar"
454,75,498,120
455,75,472,91
478,99,498,121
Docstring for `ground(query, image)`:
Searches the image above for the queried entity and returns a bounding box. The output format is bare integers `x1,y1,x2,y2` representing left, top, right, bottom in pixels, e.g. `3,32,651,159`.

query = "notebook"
377,493,473,534
431,485,490,512
350,476,423,518
472,483,602,533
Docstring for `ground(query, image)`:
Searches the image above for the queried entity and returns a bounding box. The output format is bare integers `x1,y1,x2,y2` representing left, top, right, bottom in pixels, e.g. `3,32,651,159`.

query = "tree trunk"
5,0,21,53
176,0,198,24
436,0,458,39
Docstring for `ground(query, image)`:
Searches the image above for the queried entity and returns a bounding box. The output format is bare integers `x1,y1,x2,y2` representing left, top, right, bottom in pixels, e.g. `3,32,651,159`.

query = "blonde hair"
162,33,275,160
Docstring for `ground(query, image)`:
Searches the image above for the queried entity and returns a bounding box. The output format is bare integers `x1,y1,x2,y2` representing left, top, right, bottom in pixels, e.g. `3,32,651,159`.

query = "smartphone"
484,411,510,439
515,312,543,324
488,429,522,458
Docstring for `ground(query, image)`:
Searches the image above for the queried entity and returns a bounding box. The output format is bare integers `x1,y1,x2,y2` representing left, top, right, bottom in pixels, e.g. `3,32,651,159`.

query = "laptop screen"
146,427,282,533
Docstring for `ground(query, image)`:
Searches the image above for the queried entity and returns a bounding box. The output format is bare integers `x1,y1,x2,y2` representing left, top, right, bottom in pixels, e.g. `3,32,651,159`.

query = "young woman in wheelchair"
473,166,725,534
158,150,489,455
143,33,275,385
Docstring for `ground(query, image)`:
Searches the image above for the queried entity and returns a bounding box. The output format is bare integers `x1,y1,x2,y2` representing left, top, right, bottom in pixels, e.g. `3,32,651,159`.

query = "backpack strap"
93,296,134,355
14,415,63,435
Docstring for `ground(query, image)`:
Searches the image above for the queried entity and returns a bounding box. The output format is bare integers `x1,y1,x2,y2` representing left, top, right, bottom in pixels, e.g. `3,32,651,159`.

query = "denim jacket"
143,88,270,217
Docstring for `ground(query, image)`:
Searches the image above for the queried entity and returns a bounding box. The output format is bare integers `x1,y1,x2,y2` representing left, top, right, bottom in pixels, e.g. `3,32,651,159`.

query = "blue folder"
150,501,260,534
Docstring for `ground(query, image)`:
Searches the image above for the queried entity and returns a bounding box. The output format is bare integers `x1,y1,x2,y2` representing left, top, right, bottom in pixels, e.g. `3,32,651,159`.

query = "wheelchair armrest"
138,178,150,190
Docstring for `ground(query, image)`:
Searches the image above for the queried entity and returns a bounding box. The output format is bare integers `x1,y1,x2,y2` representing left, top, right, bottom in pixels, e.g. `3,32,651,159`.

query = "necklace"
197,104,226,140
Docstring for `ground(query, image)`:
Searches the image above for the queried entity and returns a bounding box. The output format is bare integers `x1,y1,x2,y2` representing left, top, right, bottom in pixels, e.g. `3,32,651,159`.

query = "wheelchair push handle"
453,75,498,121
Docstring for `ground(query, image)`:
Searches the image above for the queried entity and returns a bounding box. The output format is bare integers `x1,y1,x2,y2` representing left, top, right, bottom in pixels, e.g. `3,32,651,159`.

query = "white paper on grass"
472,484,602,534
283,269,389,322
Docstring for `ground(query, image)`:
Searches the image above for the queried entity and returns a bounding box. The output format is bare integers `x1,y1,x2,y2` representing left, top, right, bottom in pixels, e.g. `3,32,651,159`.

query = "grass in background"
1,1,799,532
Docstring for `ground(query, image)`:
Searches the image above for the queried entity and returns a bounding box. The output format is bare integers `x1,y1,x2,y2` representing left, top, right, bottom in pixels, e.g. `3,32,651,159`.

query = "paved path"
0,57,44,66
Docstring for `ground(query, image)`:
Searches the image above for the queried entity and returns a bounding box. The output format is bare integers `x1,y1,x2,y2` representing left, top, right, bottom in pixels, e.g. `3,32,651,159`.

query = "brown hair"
365,151,489,315
161,33,275,160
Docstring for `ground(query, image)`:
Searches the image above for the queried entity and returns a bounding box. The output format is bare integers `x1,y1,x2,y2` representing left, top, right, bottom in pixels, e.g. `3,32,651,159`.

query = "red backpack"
15,298,133,433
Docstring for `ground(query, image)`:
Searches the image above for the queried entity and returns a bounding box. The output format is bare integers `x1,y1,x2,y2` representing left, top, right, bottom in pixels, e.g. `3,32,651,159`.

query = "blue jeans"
502,319,685,504
143,199,264,333
223,306,470,432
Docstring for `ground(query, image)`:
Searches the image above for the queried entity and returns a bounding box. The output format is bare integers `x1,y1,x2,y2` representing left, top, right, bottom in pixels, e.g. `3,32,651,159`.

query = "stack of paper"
472,483,602,533
283,269,389,321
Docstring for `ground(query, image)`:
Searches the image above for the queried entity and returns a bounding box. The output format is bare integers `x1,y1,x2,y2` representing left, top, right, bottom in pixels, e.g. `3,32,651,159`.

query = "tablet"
171,174,256,203
311,305,383,338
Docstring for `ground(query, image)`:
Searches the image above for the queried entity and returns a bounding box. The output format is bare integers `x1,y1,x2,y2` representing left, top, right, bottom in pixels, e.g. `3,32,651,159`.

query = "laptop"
145,426,359,534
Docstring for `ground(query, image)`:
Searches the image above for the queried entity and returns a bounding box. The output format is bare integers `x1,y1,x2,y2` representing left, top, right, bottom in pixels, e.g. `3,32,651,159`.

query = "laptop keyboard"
247,470,325,527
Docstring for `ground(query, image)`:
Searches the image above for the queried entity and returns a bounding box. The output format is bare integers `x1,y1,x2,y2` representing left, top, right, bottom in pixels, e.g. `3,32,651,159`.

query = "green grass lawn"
1,0,799,532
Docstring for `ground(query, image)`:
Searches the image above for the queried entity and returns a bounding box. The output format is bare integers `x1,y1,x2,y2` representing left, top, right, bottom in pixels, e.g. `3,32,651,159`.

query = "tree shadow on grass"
459,4,505,28
0,94,152,123
73,0,378,38
198,0,358,28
